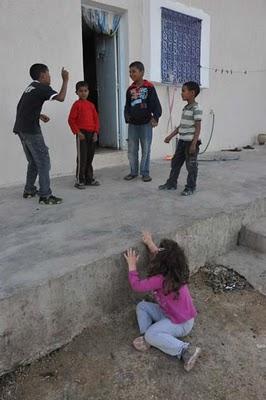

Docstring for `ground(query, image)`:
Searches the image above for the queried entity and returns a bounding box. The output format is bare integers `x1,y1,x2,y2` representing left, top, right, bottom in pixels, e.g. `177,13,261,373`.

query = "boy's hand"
61,67,69,81
189,142,197,155
150,117,158,128
92,133,98,143
78,132,85,141
123,248,139,271
40,114,50,123
164,135,172,144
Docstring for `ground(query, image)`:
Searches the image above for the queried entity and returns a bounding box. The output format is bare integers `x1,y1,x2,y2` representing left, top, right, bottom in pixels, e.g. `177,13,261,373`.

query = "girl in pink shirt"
124,232,201,372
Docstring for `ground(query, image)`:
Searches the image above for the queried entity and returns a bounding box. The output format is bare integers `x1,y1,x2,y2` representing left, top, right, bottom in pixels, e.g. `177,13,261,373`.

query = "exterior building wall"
0,0,84,186
0,0,266,186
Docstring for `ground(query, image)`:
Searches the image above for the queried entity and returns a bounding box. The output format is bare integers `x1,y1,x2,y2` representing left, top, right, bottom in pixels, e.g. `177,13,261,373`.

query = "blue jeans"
136,301,194,358
128,123,153,176
18,131,52,198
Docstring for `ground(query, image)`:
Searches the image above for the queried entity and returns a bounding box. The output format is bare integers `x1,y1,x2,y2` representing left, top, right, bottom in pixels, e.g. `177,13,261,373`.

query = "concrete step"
215,247,266,295
239,217,266,253
1,150,266,376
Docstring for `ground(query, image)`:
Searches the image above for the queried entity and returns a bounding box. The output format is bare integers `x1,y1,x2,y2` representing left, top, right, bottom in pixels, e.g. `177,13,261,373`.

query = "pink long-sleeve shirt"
129,271,197,324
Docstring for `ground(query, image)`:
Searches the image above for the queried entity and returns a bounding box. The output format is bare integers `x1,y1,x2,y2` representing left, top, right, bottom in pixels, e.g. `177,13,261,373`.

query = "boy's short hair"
183,81,200,97
76,81,89,92
129,61,145,72
29,64,48,80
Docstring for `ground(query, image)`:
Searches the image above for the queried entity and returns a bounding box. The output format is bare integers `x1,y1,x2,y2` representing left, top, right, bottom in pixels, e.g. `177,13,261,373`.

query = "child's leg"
76,135,88,184
136,301,165,334
185,141,200,191
127,124,140,176
166,140,186,188
19,132,52,198
144,318,194,358
85,133,96,184
18,133,38,194
139,123,153,177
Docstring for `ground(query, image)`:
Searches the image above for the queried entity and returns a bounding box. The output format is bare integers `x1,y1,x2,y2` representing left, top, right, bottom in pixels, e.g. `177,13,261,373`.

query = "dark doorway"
82,23,98,109
82,18,120,149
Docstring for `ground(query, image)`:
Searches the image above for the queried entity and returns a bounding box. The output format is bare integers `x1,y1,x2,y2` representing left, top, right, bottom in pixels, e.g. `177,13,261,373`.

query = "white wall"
150,0,266,158
0,0,83,187
1,0,266,186
92,0,266,159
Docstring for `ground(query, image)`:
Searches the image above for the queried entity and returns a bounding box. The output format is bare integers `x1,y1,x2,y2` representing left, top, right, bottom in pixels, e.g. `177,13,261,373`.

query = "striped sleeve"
193,105,203,121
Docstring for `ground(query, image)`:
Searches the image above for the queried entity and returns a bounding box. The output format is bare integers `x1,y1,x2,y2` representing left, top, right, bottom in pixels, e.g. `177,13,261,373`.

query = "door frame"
81,1,128,150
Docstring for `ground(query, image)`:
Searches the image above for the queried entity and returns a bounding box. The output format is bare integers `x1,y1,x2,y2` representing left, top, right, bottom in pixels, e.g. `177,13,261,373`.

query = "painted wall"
1,0,266,187
0,0,84,187
150,0,266,158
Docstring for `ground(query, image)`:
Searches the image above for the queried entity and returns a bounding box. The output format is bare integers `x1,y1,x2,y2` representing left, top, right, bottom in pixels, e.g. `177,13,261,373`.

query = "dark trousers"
18,131,52,198
76,131,96,184
167,139,200,190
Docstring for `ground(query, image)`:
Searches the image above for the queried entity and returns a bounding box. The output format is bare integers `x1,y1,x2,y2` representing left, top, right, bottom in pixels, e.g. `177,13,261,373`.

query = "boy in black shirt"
13,63,69,204
124,61,162,182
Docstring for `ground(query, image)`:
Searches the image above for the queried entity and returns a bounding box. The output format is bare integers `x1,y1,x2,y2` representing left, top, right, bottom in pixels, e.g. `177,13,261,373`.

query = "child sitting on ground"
68,81,100,189
124,231,201,372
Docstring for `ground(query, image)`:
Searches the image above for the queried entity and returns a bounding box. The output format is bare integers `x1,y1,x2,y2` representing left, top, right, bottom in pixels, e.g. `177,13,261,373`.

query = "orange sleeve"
68,102,80,134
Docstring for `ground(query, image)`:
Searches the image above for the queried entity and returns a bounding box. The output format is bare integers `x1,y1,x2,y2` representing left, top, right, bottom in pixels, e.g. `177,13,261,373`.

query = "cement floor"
1,147,266,300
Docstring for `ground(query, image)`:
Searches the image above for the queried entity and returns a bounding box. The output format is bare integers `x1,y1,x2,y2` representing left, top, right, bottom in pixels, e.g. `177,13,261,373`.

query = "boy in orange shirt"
68,81,100,189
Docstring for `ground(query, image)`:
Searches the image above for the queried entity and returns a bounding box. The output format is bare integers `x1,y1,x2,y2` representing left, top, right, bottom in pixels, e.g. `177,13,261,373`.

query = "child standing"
124,62,162,182
68,81,100,189
124,232,201,372
159,81,202,196
13,64,69,204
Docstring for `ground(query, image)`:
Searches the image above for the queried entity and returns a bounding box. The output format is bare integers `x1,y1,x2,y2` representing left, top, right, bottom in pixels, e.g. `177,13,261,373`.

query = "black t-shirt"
13,81,57,134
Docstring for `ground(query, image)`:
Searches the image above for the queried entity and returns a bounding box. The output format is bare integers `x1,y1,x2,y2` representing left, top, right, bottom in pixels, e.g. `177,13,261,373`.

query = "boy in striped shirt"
159,81,202,196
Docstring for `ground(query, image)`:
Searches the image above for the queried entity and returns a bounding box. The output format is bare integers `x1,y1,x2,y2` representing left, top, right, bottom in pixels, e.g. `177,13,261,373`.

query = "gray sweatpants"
136,301,194,358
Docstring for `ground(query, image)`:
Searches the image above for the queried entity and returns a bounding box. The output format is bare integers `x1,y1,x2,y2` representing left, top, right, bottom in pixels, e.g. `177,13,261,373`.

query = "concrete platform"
1,146,266,375
239,217,266,253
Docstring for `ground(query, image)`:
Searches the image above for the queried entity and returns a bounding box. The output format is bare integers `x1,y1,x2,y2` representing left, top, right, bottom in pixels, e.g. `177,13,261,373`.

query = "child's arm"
124,89,131,123
128,271,163,293
142,231,159,255
124,248,163,292
189,121,201,154
53,68,69,102
92,104,99,142
189,105,203,154
164,126,179,143
68,103,85,140
150,86,162,126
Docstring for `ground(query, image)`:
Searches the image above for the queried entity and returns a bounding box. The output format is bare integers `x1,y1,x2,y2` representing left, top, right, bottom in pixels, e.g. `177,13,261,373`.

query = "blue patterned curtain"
82,6,121,36
161,8,201,84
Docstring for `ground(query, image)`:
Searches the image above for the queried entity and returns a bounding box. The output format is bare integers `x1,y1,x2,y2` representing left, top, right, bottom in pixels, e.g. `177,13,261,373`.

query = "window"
161,7,201,84
142,0,210,87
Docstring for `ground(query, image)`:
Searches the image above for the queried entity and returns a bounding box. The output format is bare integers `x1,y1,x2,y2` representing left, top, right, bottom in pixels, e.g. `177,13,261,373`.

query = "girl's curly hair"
148,239,190,296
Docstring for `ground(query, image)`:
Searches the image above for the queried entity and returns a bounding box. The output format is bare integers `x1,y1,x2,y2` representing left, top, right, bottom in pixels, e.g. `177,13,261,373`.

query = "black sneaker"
124,174,138,181
39,195,63,205
142,176,152,182
74,182,86,190
23,191,38,199
158,183,176,190
182,188,194,196
85,179,100,186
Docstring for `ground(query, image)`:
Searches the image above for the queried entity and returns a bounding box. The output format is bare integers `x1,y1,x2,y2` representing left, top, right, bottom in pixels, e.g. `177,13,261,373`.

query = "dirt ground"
1,270,266,400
